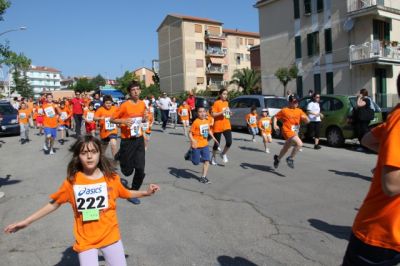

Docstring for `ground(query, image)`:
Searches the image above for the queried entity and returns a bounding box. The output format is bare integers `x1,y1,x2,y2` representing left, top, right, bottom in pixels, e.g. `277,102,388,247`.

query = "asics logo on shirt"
78,186,103,196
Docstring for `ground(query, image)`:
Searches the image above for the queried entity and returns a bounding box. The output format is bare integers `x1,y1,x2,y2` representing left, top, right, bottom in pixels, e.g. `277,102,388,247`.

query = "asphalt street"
0,124,376,266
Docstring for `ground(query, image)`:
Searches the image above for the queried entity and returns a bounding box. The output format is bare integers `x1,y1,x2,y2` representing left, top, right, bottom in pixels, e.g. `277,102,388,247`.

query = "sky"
1,0,259,80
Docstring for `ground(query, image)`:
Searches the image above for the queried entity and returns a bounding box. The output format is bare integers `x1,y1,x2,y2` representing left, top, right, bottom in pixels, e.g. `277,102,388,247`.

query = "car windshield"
264,98,288,109
0,104,17,115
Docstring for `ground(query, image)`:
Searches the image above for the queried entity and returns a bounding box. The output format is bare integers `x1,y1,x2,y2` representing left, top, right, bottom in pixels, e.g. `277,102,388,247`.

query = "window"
247,39,254,46
207,26,220,36
314,73,321,94
326,72,334,94
235,53,243,64
320,98,331,112
236,37,240,48
307,31,319,56
373,19,390,41
264,98,288,109
295,36,302,59
197,77,205,84
296,76,303,98
195,24,202,33
324,28,332,54
331,99,343,111
304,0,311,15
196,59,204,68
294,0,300,19
245,54,251,61
142,75,146,82
231,98,260,108
317,0,324,12
239,38,244,46
195,42,204,50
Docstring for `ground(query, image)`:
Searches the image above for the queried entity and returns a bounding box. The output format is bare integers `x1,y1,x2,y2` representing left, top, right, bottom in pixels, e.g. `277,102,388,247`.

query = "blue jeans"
161,110,169,129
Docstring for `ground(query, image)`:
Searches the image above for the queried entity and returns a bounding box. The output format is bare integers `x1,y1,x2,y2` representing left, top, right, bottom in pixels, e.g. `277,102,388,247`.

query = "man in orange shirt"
342,74,400,265
43,93,61,155
273,95,309,169
111,81,147,205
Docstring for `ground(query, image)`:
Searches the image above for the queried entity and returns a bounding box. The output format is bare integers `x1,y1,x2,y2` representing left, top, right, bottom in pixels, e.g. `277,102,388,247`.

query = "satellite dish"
344,18,354,32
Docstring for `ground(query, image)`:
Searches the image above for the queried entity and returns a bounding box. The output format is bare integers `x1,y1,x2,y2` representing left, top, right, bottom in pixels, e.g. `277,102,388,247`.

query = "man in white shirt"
157,92,172,130
306,93,324,149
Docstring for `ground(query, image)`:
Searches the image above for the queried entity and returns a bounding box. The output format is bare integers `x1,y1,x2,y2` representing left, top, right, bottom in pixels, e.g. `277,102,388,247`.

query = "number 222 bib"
73,182,109,222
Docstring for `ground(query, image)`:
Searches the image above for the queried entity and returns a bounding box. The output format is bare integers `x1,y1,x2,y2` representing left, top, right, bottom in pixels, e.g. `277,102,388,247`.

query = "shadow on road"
308,218,351,241
233,137,251,142
168,167,199,180
328,169,371,182
54,247,79,266
0,175,21,187
240,163,285,177
238,146,264,153
217,255,258,266
168,132,184,136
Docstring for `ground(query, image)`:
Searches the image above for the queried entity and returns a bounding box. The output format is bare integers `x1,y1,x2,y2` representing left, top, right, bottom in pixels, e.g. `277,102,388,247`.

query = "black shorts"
101,134,118,144
308,122,321,139
119,136,145,177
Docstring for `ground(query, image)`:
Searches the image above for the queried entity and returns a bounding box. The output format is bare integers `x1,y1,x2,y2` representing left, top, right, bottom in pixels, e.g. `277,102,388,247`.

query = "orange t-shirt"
258,116,272,135
42,103,59,128
352,105,400,252
274,107,306,139
207,112,214,133
178,105,190,121
18,109,30,125
113,100,147,139
84,109,96,126
27,101,34,114
58,107,71,126
246,113,258,128
50,172,132,252
95,106,118,139
190,118,210,148
144,112,154,134
212,100,231,133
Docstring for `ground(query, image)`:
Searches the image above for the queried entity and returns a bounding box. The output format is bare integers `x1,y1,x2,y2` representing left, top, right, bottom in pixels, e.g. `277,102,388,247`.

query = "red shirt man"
186,92,195,111
71,92,84,115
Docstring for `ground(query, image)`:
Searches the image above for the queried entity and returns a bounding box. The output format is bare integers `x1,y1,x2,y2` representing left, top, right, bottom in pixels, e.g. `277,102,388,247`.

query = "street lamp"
0,26,27,37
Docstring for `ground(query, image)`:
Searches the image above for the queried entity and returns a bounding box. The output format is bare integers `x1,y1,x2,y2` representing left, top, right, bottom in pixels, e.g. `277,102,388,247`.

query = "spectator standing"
157,92,171,131
71,91,84,137
353,88,374,151
306,93,324,150
186,91,196,121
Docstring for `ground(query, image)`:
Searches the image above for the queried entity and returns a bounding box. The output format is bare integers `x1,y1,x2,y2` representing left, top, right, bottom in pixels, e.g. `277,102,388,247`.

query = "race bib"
130,117,143,137
249,116,256,125
141,122,149,132
181,109,188,116
38,108,44,115
104,117,116,131
60,112,68,121
44,106,55,118
199,124,209,138
94,102,101,109
19,113,26,119
149,107,154,114
291,125,300,133
223,108,230,119
86,112,94,122
262,120,270,129
73,182,109,220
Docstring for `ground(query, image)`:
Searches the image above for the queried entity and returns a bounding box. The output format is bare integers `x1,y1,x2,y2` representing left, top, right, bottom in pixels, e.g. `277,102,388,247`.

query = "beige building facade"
157,14,260,94
256,0,400,108
133,67,155,87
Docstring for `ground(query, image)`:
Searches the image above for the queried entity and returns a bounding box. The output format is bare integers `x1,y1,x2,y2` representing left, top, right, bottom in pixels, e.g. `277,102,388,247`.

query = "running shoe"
43,143,49,151
49,149,55,155
286,156,294,169
221,154,229,163
203,177,211,184
252,138,256,142
273,155,280,169
211,157,217,165
184,150,191,161
265,148,270,154
314,144,321,150
0,191,4,199
127,198,141,205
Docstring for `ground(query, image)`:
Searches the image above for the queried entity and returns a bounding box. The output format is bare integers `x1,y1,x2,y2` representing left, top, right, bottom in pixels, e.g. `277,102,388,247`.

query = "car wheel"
326,127,344,147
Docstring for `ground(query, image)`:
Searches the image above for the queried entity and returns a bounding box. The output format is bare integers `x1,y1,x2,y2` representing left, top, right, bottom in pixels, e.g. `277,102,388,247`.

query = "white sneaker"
211,157,217,165
43,143,49,151
252,138,256,142
0,191,4,199
49,149,55,155
265,148,270,153
299,148,303,152
221,154,228,163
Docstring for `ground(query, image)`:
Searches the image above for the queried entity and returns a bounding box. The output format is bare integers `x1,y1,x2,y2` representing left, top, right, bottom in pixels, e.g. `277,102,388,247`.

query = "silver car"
229,95,288,129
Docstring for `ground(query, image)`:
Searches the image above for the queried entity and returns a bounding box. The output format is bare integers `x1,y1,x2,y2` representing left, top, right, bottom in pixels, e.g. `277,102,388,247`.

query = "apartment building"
157,14,260,94
255,0,400,108
133,67,155,87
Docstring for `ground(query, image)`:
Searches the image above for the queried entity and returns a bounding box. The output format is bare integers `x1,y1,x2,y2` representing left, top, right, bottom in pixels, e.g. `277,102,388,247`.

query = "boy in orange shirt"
246,106,259,142
43,94,61,155
189,106,218,184
142,111,154,151
178,101,191,137
273,95,309,169
258,108,272,153
94,95,119,158
58,101,72,145
84,102,96,136
35,102,45,135
18,102,31,144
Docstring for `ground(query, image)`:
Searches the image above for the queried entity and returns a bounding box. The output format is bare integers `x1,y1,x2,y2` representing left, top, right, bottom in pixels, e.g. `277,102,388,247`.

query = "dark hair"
67,135,116,182
197,106,205,112
397,74,400,97
218,88,228,100
250,106,257,112
60,101,65,106
89,101,94,107
127,81,140,91
103,95,113,103
359,88,368,97
46,93,52,97
312,93,320,101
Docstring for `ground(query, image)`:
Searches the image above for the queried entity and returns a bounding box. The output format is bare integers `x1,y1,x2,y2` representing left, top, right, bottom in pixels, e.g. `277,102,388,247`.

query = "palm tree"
230,68,261,94
274,65,298,97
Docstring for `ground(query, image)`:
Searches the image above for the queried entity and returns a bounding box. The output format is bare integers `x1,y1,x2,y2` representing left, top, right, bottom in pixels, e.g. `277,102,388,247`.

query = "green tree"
6,51,32,97
91,74,106,89
74,78,96,92
274,65,298,97
0,0,11,21
141,84,161,99
152,72,160,86
230,68,261,94
116,71,137,94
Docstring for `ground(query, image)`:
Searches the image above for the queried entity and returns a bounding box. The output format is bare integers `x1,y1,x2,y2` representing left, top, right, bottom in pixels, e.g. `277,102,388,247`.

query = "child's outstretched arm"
4,202,60,234
129,184,160,198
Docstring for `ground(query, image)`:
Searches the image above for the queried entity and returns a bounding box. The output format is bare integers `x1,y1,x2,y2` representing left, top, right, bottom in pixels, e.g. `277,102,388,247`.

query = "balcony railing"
205,32,225,39
349,40,400,64
347,0,398,13
206,66,225,74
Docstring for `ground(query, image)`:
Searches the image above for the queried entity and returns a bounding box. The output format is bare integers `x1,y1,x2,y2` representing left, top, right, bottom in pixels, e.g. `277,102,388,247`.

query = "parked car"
229,95,288,129
190,96,216,121
298,95,383,147
0,100,20,136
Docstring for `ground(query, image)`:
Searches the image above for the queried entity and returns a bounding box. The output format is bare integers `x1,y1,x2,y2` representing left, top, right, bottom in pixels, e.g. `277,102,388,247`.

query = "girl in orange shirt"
58,101,72,145
35,102,45,136
18,102,31,144
178,101,191,137
84,102,96,136
258,109,272,153
246,106,259,142
4,135,160,266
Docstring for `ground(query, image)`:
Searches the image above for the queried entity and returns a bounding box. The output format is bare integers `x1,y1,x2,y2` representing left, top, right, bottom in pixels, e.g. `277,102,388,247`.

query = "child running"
142,110,154,151
4,135,160,266
273,95,309,169
246,106,259,142
58,101,72,145
84,102,96,136
258,108,272,153
94,95,119,158
18,102,31,144
178,101,191,137
189,106,218,184
43,93,60,155
35,102,44,136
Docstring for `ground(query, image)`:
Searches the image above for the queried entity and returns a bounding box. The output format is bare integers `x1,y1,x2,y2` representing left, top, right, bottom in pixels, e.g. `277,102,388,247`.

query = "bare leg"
290,136,303,159
202,161,210,177
278,138,294,160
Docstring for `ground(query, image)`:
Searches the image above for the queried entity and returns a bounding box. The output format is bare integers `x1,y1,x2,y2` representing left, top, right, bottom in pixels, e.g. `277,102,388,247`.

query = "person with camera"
353,88,374,151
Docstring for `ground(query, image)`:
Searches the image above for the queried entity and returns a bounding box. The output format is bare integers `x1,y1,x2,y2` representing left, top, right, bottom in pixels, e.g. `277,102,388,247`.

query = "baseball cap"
262,108,268,112
288,94,299,103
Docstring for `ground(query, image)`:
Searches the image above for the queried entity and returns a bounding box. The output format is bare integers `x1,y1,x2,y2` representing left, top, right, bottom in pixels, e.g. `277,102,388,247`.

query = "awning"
210,57,225,64
100,89,125,99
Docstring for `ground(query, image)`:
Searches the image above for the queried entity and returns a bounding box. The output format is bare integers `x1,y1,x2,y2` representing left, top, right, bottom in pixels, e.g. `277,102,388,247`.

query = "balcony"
349,40,400,65
205,31,225,42
205,47,227,57
347,0,400,18
206,66,225,74
207,80,228,91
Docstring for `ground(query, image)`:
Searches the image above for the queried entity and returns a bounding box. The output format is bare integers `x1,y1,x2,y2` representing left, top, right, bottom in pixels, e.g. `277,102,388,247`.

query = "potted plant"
391,40,398,47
